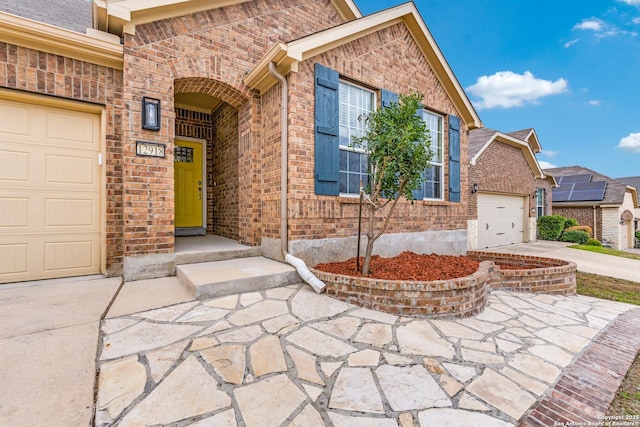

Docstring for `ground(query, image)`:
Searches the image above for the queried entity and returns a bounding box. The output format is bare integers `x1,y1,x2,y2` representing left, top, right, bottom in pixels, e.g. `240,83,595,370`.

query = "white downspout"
268,62,325,293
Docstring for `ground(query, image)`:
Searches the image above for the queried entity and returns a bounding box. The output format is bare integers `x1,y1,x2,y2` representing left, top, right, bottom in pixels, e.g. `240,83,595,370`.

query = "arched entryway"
173,78,257,245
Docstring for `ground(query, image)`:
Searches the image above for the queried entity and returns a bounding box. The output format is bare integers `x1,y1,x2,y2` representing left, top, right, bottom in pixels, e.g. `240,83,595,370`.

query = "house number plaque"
136,141,166,158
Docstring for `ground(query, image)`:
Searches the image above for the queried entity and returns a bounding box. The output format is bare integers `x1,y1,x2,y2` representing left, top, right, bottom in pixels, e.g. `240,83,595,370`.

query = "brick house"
545,166,638,250
0,0,483,284
617,176,640,237
467,127,556,249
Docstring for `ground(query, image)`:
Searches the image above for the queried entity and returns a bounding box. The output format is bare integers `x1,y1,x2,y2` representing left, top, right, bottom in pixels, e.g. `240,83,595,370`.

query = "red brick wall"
468,140,551,219
120,0,348,252
0,42,124,275
283,23,469,242
212,103,240,239
468,251,576,295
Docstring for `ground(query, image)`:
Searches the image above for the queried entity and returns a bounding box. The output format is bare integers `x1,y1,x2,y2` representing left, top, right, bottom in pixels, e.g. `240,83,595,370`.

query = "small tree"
353,91,432,275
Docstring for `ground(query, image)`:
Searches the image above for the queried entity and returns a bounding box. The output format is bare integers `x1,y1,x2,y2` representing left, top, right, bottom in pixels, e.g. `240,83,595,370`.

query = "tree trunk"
361,204,377,275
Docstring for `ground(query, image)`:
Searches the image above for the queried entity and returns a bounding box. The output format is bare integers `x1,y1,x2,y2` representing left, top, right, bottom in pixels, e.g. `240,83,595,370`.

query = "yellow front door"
174,140,203,228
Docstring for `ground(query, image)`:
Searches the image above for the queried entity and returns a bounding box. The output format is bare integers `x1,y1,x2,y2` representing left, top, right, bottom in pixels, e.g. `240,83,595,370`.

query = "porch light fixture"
142,97,161,131
471,183,478,194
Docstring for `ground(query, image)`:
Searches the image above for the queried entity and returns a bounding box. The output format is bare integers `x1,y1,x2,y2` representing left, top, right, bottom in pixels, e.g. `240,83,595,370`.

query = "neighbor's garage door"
0,97,102,284
477,193,525,248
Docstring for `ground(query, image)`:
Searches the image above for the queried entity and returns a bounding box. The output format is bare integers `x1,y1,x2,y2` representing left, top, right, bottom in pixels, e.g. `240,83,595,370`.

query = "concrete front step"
177,256,301,299
174,244,260,265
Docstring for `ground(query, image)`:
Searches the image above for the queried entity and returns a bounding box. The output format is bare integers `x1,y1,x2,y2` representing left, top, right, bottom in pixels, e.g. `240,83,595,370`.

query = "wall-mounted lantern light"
142,97,161,131
471,183,478,194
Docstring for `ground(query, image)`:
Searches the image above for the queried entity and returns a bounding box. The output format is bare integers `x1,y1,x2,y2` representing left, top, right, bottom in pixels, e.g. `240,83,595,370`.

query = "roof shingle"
0,0,92,33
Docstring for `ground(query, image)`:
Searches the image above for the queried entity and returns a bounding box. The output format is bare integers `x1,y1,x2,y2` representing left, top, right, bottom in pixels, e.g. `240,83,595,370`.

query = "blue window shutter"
448,115,461,202
314,63,340,196
381,89,398,108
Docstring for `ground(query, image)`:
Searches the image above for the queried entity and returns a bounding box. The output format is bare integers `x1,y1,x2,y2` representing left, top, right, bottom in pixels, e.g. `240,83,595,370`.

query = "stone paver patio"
95,284,639,426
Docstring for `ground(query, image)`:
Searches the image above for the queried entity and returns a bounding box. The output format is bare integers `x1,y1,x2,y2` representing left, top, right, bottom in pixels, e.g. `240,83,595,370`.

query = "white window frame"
338,80,375,196
420,109,444,200
536,188,545,217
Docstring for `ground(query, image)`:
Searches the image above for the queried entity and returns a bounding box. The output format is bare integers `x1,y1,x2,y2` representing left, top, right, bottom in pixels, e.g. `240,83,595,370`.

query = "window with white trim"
338,81,374,195
536,188,545,216
415,110,444,200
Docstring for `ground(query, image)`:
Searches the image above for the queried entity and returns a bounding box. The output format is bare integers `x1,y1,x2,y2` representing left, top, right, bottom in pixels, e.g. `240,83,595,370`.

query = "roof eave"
0,11,123,70
470,132,544,178
245,3,482,129
331,0,362,20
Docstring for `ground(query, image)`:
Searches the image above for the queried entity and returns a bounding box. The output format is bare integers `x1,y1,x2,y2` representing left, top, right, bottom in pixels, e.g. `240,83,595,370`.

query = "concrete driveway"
488,240,640,283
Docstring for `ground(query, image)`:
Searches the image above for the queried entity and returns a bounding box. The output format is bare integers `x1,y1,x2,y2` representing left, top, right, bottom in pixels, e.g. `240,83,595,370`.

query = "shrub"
586,238,602,246
564,218,579,229
560,230,590,244
538,215,566,240
636,230,640,240
566,225,593,237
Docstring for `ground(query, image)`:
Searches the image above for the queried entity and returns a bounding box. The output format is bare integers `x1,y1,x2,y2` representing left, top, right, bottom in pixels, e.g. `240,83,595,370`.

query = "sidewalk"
489,240,640,282
0,276,121,426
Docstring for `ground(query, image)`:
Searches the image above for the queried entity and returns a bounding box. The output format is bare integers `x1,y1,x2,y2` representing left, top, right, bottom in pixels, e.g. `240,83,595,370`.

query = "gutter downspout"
268,62,325,293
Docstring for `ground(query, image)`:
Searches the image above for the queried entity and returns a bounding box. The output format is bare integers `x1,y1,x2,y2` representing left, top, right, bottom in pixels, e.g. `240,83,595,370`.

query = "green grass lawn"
577,271,640,306
570,244,640,261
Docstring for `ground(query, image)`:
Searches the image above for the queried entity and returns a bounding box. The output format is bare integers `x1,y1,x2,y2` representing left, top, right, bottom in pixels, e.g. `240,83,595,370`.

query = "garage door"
0,97,102,284
477,193,525,249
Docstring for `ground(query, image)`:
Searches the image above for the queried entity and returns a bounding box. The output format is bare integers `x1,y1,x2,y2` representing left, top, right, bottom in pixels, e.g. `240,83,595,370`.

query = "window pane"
348,151,360,172
348,174,360,195
338,81,374,194
340,149,347,171
421,110,443,199
424,165,442,199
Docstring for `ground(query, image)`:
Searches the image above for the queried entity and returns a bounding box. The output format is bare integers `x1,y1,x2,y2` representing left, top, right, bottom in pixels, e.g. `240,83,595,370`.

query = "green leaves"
353,91,432,202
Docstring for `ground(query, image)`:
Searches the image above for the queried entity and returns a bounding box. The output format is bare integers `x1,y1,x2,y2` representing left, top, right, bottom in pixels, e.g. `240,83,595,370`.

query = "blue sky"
355,1,640,178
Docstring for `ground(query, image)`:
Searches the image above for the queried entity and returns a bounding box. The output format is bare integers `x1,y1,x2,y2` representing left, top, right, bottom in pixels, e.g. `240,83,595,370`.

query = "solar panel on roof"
552,181,607,202
568,181,606,201
557,174,592,184
553,192,571,202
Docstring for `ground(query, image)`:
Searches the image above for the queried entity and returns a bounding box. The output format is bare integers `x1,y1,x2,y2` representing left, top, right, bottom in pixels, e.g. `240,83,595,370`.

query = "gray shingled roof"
467,127,497,158
617,176,640,207
506,128,534,141
544,165,630,206
0,0,92,33
468,127,536,158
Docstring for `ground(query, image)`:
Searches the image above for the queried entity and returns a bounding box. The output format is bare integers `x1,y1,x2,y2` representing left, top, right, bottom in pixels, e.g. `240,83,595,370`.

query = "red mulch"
314,251,481,281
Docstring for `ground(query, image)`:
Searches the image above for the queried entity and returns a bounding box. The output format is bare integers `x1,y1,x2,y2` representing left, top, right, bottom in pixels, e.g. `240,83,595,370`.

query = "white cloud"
617,132,640,152
633,17,640,24
589,100,601,106
564,39,579,48
538,160,557,169
574,18,605,31
466,71,568,110
540,150,559,158
619,0,640,6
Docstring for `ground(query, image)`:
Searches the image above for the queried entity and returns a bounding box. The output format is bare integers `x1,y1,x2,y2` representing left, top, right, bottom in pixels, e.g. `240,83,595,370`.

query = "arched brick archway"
173,77,261,246
174,77,249,110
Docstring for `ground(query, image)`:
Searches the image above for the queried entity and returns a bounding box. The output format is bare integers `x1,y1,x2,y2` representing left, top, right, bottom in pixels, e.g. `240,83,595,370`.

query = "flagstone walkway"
95,284,639,427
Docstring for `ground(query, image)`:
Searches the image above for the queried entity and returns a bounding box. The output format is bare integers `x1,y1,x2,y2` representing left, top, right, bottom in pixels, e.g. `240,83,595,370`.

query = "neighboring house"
0,0,483,284
616,176,640,233
467,127,556,249
545,166,638,250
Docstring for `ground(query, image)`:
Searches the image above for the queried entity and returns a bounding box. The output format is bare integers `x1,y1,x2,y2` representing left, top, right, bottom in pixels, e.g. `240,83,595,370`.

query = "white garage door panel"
478,193,525,249
0,98,101,284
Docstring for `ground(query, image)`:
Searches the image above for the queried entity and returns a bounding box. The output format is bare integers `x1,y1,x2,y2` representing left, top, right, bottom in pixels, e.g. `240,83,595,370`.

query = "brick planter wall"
468,251,576,295
312,252,576,319
311,261,495,318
